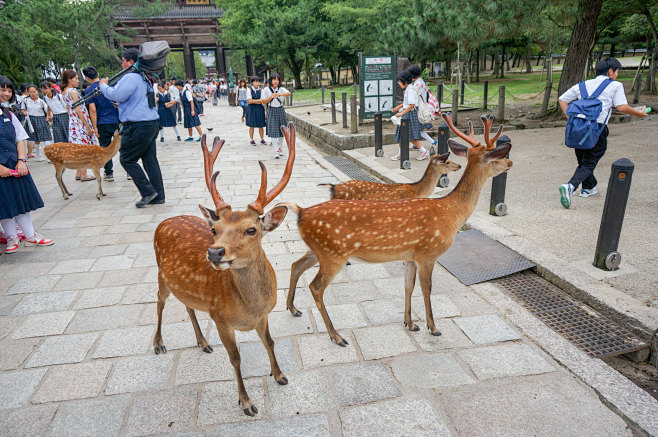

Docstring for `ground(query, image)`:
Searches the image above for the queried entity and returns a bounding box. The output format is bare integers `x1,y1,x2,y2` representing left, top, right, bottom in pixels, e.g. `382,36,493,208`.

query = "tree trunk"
609,42,616,58
558,0,604,98
642,6,658,92
493,51,500,77
500,46,506,78
329,66,336,85
284,52,303,89
525,39,532,73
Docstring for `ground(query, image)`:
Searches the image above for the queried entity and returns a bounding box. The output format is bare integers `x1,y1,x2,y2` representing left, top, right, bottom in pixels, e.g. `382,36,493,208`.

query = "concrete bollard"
497,85,505,121
540,81,552,116
452,90,459,125
489,134,511,216
593,158,635,270
342,93,348,128
633,75,642,104
331,92,336,124
374,112,383,157
399,120,411,170
436,122,450,188
350,94,358,133
483,80,488,110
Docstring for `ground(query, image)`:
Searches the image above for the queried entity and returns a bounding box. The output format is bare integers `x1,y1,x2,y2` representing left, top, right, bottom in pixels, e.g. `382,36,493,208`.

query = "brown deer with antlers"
322,153,461,200
281,114,511,346
44,134,121,200
152,124,296,416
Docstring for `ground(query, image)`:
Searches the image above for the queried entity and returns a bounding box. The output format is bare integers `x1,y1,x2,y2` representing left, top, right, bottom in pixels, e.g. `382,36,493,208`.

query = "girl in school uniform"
245,77,266,145
236,79,248,122
175,80,202,142
260,73,291,158
156,82,181,142
0,76,53,254
21,85,52,162
407,65,438,149
61,69,96,181
390,71,429,161
41,81,69,144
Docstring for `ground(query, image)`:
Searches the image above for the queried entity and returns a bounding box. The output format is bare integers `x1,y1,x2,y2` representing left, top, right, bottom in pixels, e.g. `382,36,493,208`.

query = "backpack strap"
578,81,589,99
589,78,613,99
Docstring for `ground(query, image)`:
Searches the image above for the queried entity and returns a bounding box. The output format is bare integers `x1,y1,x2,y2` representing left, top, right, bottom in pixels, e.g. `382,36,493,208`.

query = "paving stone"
73,286,126,309
0,404,58,437
209,414,330,437
140,298,190,325
268,310,314,337
11,311,75,339
197,379,264,427
353,325,417,360
6,275,61,295
49,258,95,274
175,347,234,385
239,338,298,378
0,316,19,340
160,320,210,351
132,252,157,267
88,244,127,258
360,298,408,325
458,343,556,380
0,337,41,370
414,319,474,351
330,281,383,304
454,315,522,344
0,368,47,409
441,373,630,437
340,398,451,437
345,263,391,281
332,361,401,406
124,386,198,437
120,282,159,304
298,333,359,368
10,291,77,315
449,291,497,316
207,327,261,345
92,325,154,358
267,369,334,417
32,360,112,403
90,254,136,271
52,271,103,291
391,353,475,388
66,305,142,333
101,267,148,286
105,355,173,395
26,333,97,367
411,294,461,319
311,303,367,333
0,295,21,315
45,395,131,437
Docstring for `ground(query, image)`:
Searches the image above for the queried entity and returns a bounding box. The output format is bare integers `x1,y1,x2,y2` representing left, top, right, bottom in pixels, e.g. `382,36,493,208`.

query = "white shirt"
6,111,29,141
24,98,48,117
261,86,288,108
168,85,180,100
402,85,418,110
559,75,627,125
44,94,67,115
183,89,193,102
413,78,428,102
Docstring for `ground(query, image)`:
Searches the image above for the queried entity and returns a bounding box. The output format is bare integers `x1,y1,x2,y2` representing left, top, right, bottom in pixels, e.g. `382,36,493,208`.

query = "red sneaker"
4,236,20,254
23,233,54,247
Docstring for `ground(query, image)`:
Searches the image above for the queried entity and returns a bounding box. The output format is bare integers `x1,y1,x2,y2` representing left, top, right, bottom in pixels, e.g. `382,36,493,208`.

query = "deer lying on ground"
321,153,461,200
281,114,511,346
152,124,295,416
44,133,121,200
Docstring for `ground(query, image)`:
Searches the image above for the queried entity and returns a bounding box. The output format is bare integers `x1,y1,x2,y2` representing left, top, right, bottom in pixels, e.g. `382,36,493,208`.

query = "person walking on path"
192,80,206,117
175,80,202,142
83,66,120,182
390,71,429,161
210,81,218,106
236,79,248,123
557,57,649,209
168,80,182,124
407,65,438,149
21,85,52,162
0,76,53,254
99,47,165,208
41,81,69,145
261,73,291,158
61,69,96,181
245,77,266,145
156,82,181,142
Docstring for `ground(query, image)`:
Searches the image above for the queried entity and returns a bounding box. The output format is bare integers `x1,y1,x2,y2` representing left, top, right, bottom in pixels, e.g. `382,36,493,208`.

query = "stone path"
0,102,647,436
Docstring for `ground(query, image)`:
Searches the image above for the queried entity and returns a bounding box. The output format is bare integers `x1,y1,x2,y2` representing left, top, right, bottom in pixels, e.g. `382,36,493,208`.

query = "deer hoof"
293,310,302,317
410,324,420,332
276,376,288,385
202,345,214,353
335,338,349,347
431,329,442,337
243,405,258,416
154,345,167,354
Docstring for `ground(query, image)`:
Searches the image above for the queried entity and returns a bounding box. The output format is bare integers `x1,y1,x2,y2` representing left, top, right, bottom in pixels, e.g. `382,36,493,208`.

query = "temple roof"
114,5,223,21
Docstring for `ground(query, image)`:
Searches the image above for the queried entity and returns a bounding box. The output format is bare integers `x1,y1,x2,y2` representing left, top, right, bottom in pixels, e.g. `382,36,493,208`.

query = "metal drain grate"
495,273,649,358
324,156,382,182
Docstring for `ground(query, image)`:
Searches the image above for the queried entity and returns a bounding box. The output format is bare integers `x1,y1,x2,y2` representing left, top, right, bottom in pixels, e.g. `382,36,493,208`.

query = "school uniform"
157,92,176,128
245,87,266,128
43,93,69,143
180,89,201,128
0,110,44,220
394,85,430,143
23,98,52,143
85,81,120,176
261,86,288,138
168,84,182,122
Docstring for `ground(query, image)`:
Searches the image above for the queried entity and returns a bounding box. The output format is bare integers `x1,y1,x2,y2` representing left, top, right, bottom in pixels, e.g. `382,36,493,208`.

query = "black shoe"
160,137,164,142
136,192,158,208
149,198,165,205
177,136,181,141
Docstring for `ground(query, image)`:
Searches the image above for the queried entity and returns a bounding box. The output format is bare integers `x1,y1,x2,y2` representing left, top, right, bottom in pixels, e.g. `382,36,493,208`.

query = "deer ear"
198,205,220,226
448,140,468,157
261,205,288,234
437,152,450,162
483,143,511,163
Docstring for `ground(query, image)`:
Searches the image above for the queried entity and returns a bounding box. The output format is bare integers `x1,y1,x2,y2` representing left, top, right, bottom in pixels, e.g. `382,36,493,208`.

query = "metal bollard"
483,80,488,110
331,92,336,124
399,120,411,170
438,81,444,110
321,85,325,104
374,112,383,157
290,83,294,106
452,90,459,125
460,80,465,105
436,123,450,187
489,134,511,216
342,93,347,128
350,94,358,133
593,158,635,270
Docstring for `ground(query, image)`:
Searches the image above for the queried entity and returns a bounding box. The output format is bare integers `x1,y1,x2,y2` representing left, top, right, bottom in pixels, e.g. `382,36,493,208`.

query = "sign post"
360,55,396,121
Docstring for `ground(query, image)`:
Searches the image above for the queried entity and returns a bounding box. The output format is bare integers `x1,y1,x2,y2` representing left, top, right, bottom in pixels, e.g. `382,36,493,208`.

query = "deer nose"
207,247,225,263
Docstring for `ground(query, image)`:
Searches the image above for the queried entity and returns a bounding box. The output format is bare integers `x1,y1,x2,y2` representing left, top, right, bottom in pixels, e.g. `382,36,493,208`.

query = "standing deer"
44,133,121,200
281,114,511,346
321,153,461,200
152,124,296,416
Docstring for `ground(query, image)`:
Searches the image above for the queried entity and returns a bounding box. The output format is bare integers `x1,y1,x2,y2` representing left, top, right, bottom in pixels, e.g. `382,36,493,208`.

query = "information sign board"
360,55,396,119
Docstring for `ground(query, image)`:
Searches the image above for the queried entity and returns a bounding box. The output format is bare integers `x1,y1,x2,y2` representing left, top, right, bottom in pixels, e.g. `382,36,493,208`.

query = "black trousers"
568,125,608,190
119,120,165,201
97,123,119,175
175,102,182,123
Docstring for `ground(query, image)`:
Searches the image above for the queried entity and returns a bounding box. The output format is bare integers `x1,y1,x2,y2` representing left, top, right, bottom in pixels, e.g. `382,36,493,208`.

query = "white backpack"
411,87,434,124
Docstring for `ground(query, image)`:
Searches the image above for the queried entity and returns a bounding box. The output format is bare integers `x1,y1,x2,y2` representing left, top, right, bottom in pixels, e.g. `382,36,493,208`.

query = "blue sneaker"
184,137,194,142
559,183,574,209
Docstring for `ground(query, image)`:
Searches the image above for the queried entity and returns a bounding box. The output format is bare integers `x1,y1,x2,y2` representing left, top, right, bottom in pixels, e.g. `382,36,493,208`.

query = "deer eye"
245,227,257,236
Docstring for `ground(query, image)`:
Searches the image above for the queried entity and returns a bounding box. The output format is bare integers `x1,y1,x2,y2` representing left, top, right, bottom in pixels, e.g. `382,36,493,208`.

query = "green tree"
165,52,207,80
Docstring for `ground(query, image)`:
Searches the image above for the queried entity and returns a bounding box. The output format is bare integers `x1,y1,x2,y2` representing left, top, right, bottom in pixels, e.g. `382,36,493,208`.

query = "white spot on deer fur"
354,242,361,248
434,230,440,236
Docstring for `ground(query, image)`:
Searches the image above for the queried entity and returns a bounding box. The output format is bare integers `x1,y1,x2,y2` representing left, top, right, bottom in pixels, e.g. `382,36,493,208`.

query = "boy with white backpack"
558,58,649,209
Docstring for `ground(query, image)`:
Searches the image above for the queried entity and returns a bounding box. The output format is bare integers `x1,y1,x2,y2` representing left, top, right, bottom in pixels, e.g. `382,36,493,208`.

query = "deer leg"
54,165,70,199
92,167,103,200
214,323,257,416
417,260,441,336
153,271,171,354
255,316,288,385
309,259,348,346
287,250,318,317
403,261,419,332
186,307,212,353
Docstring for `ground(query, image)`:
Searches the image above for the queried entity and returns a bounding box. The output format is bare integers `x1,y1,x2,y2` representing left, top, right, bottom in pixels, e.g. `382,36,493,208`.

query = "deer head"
198,124,296,270
441,113,512,177
429,152,461,173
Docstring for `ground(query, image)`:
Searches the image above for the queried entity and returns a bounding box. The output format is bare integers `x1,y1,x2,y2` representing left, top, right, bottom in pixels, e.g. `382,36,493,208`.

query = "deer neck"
228,248,276,302
445,160,488,227
104,139,121,160
414,165,440,198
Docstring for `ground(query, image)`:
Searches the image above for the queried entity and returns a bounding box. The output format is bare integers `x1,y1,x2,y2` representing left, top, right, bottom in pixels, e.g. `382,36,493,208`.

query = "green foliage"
165,52,207,80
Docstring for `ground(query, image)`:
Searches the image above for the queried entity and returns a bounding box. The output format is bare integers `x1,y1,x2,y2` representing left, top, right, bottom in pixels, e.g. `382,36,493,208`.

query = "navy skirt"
183,102,200,128
158,106,176,128
394,110,431,142
0,158,44,220
246,104,265,128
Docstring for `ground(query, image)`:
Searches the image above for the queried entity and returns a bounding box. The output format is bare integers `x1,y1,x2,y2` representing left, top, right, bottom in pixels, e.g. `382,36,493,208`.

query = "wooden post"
438,81,444,110
540,81,552,115
342,92,347,128
350,94,358,133
460,80,465,105
497,85,505,121
452,89,459,125
290,82,294,106
321,85,325,104
633,75,642,104
331,91,336,124
483,80,488,110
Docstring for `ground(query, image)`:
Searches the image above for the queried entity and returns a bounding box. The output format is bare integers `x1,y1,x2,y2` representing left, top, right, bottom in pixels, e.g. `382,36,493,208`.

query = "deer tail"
275,202,300,215
317,183,336,198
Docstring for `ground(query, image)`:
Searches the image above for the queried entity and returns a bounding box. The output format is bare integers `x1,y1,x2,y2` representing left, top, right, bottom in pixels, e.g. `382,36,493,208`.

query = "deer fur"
152,124,296,417
281,114,511,346
44,133,121,200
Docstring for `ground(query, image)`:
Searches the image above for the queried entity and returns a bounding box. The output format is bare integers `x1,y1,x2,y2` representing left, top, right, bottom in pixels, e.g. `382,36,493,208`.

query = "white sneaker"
390,154,401,161
36,155,45,162
416,150,429,161
274,148,283,159
579,187,598,198
559,183,574,209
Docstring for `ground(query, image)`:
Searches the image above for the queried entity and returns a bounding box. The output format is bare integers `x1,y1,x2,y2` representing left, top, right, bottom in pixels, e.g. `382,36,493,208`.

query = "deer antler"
441,113,479,147
248,122,296,214
201,135,230,212
481,114,503,150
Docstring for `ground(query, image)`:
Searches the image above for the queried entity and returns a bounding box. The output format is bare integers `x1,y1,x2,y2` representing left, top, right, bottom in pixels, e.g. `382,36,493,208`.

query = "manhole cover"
324,156,382,182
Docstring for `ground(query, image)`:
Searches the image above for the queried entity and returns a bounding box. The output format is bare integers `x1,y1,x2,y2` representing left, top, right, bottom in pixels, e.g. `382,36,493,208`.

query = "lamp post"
104,33,111,75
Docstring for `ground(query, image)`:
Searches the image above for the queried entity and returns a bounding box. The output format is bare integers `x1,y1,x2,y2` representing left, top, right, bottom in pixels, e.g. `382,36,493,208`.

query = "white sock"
271,137,279,148
15,213,35,239
0,218,18,239
419,146,427,154
159,129,164,139
173,126,180,136
420,131,434,143
34,143,41,156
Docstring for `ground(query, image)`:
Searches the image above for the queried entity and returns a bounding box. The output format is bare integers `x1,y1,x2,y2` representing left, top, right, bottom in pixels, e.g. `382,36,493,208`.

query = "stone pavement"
0,102,656,436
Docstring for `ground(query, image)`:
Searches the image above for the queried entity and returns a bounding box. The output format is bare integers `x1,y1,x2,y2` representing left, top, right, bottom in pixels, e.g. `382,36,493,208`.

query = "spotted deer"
281,114,511,346
152,124,296,416
44,133,121,200
321,153,461,200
